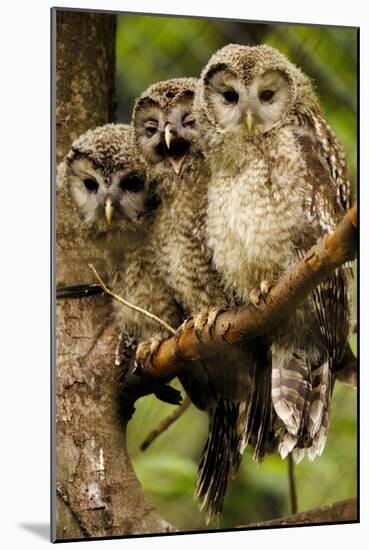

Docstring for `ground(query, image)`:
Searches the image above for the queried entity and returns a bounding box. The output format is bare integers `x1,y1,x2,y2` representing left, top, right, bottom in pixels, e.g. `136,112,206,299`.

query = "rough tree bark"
240,498,357,528
55,9,116,165
53,9,175,540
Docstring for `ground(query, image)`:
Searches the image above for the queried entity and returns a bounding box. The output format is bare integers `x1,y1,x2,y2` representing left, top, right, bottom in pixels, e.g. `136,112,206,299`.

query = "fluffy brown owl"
57,123,149,279
194,44,352,463
132,78,276,522
57,123,182,406
131,77,227,313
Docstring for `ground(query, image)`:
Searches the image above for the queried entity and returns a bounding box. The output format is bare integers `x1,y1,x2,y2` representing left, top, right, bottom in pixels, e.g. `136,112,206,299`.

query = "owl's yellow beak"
245,110,254,134
164,123,188,175
105,198,113,225
164,125,173,149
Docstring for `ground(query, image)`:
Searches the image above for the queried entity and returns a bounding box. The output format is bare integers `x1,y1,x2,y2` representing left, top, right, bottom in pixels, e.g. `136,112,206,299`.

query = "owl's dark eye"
182,114,195,128
223,90,239,104
84,178,99,192
259,89,275,102
145,120,158,137
120,175,145,193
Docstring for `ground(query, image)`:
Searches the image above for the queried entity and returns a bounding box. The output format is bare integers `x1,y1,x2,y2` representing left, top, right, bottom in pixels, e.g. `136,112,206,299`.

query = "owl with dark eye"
57,123,183,408
131,77,228,313
57,122,153,292
194,43,353,468
59,123,149,240
132,78,277,524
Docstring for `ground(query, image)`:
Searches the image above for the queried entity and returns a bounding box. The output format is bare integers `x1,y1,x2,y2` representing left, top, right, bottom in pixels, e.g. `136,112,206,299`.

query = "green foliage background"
116,15,358,531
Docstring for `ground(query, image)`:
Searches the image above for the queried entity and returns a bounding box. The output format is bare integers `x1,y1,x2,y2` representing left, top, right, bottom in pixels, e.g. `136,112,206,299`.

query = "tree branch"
288,455,298,515
137,207,357,379
139,397,192,451
238,498,357,528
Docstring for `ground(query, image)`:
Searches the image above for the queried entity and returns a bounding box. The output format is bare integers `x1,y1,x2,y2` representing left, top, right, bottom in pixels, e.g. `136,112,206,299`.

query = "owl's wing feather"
240,341,274,463
309,112,352,213
335,344,357,387
272,348,312,457
292,119,353,453
190,341,274,522
296,118,352,364
195,399,240,524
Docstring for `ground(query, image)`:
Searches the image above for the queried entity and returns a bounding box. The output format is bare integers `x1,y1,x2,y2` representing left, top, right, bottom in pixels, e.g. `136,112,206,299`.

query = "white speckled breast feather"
206,126,309,302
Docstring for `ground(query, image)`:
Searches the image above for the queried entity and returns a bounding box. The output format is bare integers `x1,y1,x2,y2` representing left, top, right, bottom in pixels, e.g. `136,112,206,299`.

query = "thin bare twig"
288,454,298,515
88,263,176,336
139,396,192,451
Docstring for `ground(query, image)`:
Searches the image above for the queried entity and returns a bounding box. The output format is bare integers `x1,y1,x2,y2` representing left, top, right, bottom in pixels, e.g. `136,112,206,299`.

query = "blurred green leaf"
134,454,197,497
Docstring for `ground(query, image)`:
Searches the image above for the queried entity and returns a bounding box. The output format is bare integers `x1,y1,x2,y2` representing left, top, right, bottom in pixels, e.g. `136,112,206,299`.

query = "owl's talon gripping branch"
193,307,225,342
249,280,276,306
136,336,165,375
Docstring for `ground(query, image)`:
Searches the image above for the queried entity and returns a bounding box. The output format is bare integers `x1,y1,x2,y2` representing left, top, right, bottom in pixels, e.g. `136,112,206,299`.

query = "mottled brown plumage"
57,122,180,345
58,123,148,243
132,78,228,314
195,43,352,468
132,77,278,523
57,123,150,286
133,78,260,522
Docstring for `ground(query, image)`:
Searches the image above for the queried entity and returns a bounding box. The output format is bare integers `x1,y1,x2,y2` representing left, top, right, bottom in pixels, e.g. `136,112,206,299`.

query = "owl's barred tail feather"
195,348,274,523
273,350,333,461
271,349,312,458
308,361,331,438
238,351,274,463
195,399,240,523
305,362,332,460
309,406,330,458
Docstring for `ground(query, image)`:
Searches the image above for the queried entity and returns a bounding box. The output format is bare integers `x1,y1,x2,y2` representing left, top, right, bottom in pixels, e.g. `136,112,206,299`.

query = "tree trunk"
55,9,116,165
52,9,175,540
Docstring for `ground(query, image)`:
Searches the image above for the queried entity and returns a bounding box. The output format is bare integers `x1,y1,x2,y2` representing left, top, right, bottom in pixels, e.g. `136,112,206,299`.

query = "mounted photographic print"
51,7,358,542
